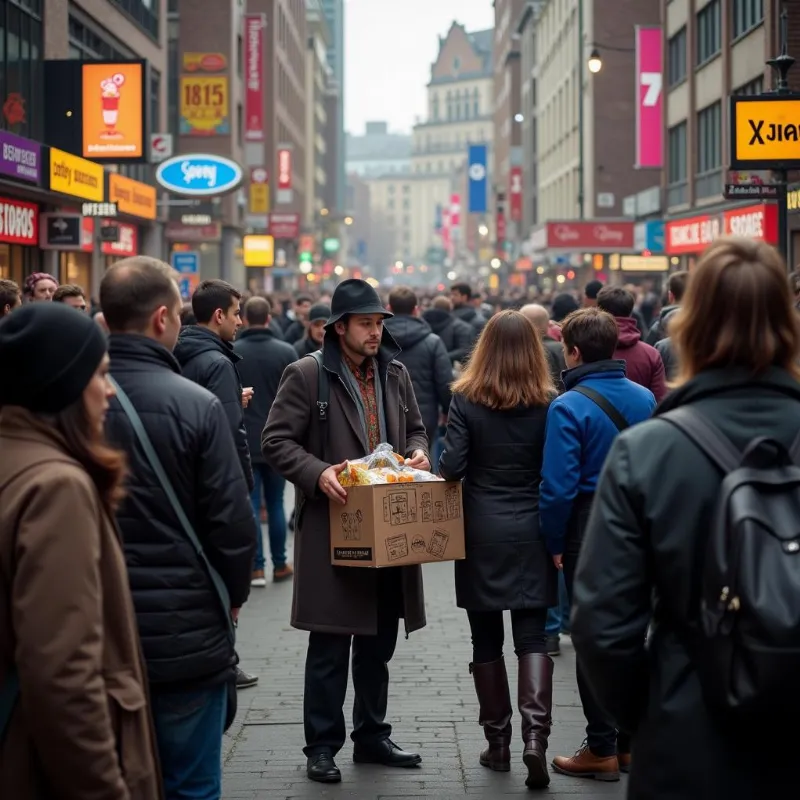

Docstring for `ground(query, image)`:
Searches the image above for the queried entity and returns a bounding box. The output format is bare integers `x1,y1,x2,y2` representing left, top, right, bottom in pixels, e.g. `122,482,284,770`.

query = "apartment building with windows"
662,0,795,266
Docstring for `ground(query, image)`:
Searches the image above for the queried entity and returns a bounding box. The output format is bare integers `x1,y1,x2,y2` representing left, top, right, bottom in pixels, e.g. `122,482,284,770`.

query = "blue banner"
467,144,488,214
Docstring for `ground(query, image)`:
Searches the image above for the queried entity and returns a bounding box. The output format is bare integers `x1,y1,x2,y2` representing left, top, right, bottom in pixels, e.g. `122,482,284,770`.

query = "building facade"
661,0,794,266
0,0,167,298
305,0,330,230
320,0,344,213
516,2,539,236
346,121,411,178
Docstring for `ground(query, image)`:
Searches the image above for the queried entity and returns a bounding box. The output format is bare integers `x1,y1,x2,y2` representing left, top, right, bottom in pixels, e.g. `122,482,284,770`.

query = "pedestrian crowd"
2,235,800,799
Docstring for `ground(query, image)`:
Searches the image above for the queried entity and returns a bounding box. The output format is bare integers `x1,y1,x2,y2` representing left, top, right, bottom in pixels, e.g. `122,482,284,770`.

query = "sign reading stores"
155,154,243,197
723,203,778,243
49,148,104,202
0,196,38,245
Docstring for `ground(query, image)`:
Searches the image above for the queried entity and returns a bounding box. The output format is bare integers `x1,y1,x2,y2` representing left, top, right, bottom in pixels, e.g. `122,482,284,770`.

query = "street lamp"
478,224,489,237
334,265,344,276
490,257,501,270
514,113,524,123
344,216,354,226
320,208,329,216
587,48,602,73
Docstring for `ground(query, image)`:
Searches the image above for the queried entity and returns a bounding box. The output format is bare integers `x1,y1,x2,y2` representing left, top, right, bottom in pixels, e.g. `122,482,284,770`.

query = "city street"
223,524,627,799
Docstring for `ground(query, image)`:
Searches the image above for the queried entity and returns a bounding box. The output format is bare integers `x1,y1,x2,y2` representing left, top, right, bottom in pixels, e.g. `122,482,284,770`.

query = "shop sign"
634,26,663,168
665,214,721,254
180,213,212,225
165,220,222,242
730,95,800,170
180,75,229,136
39,213,93,251
509,167,523,221
788,185,800,212
268,212,300,239
82,61,145,160
723,203,778,244
108,173,157,220
545,220,634,250
244,14,266,142
277,148,292,190
150,133,173,163
82,202,117,217
156,154,242,197
3,92,26,127
0,130,40,184
243,234,274,267
0,196,38,245
49,148,105,202
633,220,665,253
619,254,670,272
102,221,137,256
183,53,227,73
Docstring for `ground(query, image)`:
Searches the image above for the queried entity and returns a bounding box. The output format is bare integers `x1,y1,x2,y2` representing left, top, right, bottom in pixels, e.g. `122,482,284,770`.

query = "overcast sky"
343,0,495,135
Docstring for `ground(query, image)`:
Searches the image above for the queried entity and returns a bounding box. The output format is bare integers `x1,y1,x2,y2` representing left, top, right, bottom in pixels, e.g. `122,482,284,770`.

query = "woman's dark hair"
180,302,196,326
51,397,127,513
551,292,579,322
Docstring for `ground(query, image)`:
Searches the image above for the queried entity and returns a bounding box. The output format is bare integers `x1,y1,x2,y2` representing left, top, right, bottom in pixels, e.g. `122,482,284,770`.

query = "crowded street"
224,521,624,800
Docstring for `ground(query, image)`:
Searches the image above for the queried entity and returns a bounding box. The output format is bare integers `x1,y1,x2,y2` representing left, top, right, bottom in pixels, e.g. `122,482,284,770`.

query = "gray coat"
261,333,429,636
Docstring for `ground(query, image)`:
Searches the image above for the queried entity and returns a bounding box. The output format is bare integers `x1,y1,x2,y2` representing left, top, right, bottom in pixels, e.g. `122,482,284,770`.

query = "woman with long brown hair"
439,310,558,789
570,237,800,799
0,302,162,799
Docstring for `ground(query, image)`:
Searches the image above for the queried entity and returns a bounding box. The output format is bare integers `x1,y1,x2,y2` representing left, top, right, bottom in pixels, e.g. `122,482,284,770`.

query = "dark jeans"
151,684,228,800
303,572,402,758
250,463,288,570
467,608,549,663
545,570,570,636
563,493,630,758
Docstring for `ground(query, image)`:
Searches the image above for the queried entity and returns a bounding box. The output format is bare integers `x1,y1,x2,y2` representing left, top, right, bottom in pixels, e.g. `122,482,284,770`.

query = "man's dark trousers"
303,569,403,757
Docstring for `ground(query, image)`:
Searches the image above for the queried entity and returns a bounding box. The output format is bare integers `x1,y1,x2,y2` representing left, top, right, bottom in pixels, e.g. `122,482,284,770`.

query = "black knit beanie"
0,303,108,413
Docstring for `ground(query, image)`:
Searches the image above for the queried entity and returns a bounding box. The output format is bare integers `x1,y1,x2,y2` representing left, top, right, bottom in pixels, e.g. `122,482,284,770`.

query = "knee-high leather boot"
518,653,554,788
469,659,512,771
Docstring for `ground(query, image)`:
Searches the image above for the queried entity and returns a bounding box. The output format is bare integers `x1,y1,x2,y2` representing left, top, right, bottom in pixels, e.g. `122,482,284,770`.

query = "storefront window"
0,0,44,141
59,252,91,293
0,242,39,284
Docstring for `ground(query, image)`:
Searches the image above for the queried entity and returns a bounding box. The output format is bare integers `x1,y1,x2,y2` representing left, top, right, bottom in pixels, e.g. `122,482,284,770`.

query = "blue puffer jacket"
539,360,656,555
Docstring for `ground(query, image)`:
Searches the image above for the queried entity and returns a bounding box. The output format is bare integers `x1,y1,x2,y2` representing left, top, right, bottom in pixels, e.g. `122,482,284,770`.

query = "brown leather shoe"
552,743,620,781
470,659,512,771
518,654,554,788
273,564,294,582
618,751,631,773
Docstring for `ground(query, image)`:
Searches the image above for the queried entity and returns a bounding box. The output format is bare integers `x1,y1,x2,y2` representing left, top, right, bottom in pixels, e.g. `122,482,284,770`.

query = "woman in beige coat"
0,302,162,799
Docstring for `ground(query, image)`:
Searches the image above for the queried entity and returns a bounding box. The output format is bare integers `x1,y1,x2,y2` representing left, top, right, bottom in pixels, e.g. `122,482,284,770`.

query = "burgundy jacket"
613,316,667,402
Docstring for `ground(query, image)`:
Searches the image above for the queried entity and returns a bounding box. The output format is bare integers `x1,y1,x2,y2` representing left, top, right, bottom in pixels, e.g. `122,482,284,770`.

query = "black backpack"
663,406,800,719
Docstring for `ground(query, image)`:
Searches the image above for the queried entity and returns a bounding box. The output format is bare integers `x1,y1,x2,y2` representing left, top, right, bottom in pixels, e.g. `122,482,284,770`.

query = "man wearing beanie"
234,296,298,586
99,256,257,799
294,302,330,357
263,278,430,784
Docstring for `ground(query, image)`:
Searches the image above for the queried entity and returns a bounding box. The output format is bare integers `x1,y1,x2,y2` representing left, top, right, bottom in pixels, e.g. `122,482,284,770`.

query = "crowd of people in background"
5,238,800,799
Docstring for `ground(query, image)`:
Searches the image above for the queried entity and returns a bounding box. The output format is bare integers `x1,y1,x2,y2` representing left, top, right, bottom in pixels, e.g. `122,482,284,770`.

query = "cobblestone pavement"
223,527,627,799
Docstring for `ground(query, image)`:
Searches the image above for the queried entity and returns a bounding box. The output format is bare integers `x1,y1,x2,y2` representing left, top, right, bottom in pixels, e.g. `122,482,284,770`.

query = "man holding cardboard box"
262,279,430,784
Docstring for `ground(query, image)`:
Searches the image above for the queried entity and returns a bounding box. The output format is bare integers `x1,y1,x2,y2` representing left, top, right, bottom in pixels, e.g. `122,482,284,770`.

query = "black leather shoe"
353,739,422,767
306,753,341,783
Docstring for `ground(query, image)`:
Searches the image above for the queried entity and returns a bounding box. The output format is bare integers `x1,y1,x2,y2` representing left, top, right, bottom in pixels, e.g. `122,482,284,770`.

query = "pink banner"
244,14,265,142
635,26,663,169
450,193,460,228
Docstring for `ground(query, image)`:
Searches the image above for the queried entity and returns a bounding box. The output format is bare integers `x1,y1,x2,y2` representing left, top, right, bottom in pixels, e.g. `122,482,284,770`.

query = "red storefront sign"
496,209,507,244
268,212,300,239
723,203,778,244
450,193,461,227
509,167,523,222
243,14,265,142
545,220,634,250
277,149,292,190
102,221,138,256
665,214,722,255
0,195,38,245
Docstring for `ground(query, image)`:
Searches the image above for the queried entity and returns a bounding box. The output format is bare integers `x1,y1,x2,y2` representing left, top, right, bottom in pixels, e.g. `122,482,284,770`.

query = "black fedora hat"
325,279,392,328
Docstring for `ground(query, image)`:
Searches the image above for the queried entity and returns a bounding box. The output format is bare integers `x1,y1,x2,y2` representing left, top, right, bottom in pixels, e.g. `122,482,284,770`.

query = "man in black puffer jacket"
422,295,474,366
384,286,453,445
173,279,254,493
100,257,256,798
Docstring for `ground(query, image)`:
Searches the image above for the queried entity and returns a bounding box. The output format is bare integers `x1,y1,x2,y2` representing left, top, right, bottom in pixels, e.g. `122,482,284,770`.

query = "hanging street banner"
634,26,663,169
467,144,488,214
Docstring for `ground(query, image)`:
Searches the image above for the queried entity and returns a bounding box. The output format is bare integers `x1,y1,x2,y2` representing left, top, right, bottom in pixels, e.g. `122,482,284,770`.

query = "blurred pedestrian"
439,310,557,789
23,272,58,302
0,279,21,316
0,303,162,799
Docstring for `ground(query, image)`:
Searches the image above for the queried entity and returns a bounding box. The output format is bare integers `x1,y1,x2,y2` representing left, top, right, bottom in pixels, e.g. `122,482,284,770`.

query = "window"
473,88,480,116
667,27,687,86
667,122,687,206
696,102,722,199
69,15,131,60
733,0,764,39
734,75,764,95
453,56,460,72
168,20,179,137
697,0,721,64
0,0,44,140
446,90,452,121
150,69,160,132
432,94,439,121
109,0,158,40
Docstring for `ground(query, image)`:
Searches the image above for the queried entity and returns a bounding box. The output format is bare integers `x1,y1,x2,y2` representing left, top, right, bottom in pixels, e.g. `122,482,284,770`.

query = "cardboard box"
330,480,465,567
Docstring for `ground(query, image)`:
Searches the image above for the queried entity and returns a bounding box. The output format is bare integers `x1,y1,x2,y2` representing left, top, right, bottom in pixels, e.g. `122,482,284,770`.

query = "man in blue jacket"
540,307,655,783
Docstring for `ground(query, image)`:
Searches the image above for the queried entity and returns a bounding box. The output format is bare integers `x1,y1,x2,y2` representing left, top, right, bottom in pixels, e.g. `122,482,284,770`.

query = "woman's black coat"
439,393,557,611
571,367,800,799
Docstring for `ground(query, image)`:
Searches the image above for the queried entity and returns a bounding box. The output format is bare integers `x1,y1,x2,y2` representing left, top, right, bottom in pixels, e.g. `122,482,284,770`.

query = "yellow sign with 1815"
731,95,800,169
180,76,229,137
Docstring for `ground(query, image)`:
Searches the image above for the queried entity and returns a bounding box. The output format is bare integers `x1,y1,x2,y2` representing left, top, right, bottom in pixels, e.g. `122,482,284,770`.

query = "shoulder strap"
0,669,19,742
108,377,235,644
791,428,800,465
573,385,629,432
306,350,329,422
661,406,741,473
